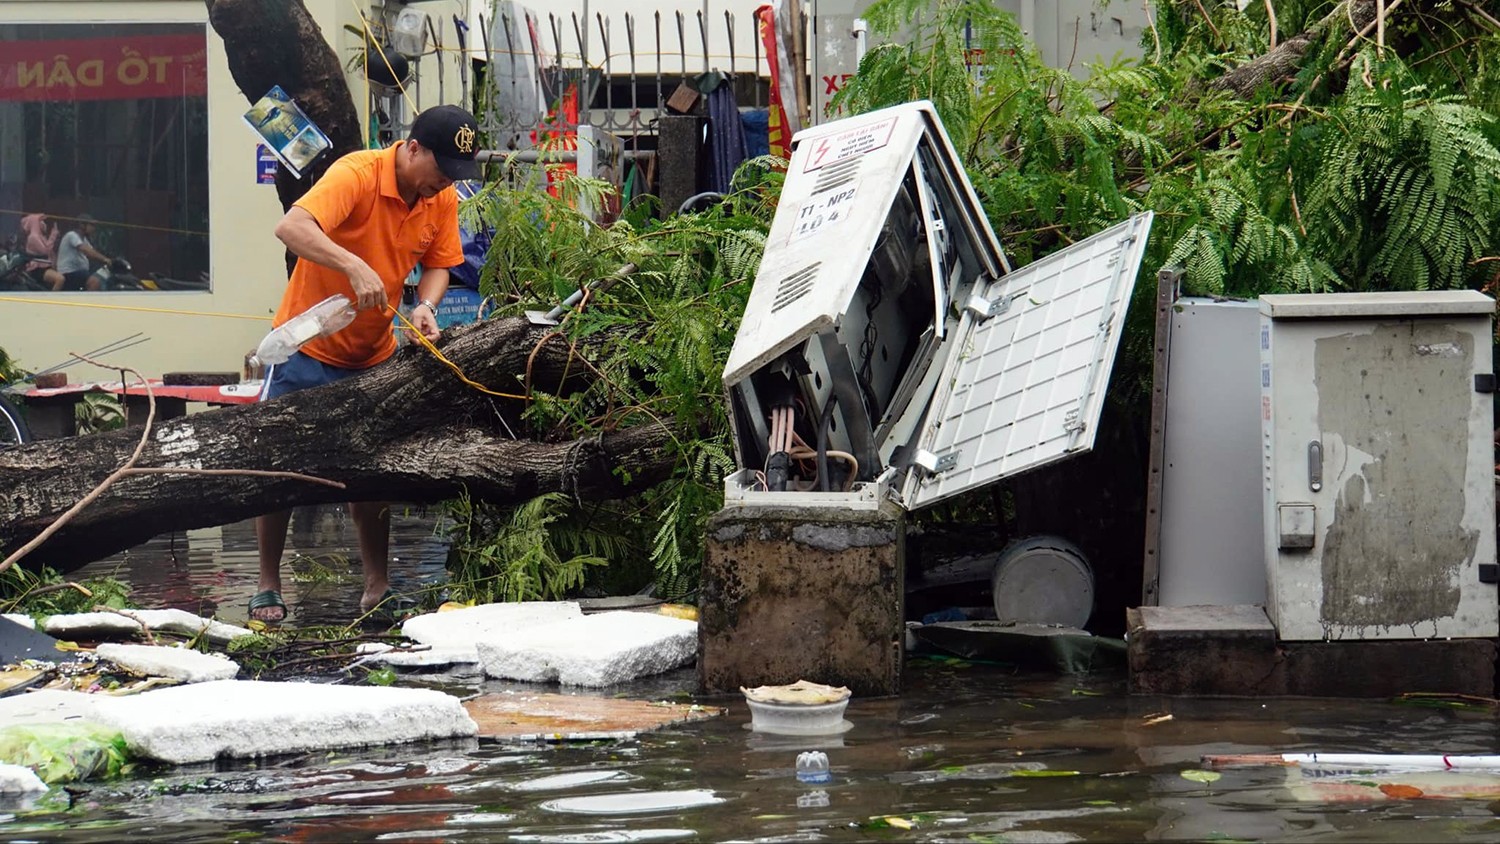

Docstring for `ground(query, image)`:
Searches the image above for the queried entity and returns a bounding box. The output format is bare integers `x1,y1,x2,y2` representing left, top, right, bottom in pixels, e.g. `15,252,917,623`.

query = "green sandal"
362,589,420,624
248,589,288,623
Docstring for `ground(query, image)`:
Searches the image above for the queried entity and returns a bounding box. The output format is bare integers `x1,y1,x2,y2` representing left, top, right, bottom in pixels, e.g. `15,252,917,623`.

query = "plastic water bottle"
796,790,830,809
795,751,831,784
249,294,357,368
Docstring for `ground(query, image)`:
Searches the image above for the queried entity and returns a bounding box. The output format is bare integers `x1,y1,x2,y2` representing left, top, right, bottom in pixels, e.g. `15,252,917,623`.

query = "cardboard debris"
1284,765,1500,801
0,668,50,698
464,692,723,741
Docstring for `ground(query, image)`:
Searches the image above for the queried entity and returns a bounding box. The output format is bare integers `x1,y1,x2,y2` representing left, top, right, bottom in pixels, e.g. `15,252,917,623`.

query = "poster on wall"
242,85,331,179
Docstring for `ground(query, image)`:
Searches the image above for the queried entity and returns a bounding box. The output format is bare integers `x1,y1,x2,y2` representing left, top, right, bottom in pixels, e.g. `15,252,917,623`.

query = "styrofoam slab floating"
401,602,584,648
42,610,253,644
0,763,47,795
96,643,239,683
89,680,478,764
477,611,697,687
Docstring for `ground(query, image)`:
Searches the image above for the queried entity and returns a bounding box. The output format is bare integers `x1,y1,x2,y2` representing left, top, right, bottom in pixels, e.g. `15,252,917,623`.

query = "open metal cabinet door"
901,212,1154,510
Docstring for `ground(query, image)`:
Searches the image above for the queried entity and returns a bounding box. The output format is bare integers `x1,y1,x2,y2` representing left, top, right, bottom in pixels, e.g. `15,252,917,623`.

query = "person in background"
249,104,478,623
52,214,111,292
18,213,60,278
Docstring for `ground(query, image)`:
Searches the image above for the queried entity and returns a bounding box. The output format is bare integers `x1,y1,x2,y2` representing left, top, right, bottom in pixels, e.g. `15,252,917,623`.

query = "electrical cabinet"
1156,297,1266,607
721,101,1153,512
1260,291,1498,640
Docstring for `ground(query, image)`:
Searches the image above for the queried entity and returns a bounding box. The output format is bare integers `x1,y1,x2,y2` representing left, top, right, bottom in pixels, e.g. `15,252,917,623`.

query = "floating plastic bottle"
795,750,831,784
796,790,830,809
249,294,357,368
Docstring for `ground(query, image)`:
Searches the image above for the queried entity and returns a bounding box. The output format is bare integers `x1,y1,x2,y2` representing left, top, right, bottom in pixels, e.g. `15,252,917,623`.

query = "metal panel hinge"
1063,409,1086,434
1475,373,1496,394
964,292,1012,321
913,449,959,475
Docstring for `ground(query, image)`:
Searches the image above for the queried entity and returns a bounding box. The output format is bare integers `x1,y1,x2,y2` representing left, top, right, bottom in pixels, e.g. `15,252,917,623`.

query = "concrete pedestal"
657,114,705,218
1127,605,1497,697
698,501,905,698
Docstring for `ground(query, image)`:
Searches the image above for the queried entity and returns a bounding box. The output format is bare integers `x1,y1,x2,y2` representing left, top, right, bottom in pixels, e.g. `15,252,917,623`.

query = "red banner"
756,5,792,159
0,35,207,102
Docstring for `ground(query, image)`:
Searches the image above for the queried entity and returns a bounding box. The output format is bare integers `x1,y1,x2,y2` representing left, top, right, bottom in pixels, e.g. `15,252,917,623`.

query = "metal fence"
478,5,774,141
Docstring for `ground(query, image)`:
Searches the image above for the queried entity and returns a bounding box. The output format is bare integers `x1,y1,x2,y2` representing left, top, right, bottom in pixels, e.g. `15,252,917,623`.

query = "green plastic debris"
0,722,134,784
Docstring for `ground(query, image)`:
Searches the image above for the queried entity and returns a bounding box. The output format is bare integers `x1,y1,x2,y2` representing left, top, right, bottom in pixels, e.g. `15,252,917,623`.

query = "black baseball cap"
410,104,481,181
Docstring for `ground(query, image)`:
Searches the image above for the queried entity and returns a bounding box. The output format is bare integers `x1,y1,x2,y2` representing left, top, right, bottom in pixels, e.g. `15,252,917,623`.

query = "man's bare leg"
252,510,293,621
352,501,391,611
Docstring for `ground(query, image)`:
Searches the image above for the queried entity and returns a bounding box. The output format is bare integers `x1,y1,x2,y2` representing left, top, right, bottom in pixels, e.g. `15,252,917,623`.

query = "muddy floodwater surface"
5,508,1500,842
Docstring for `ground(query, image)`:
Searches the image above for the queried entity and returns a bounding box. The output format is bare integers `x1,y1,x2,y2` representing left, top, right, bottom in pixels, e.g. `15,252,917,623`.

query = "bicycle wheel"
0,393,30,447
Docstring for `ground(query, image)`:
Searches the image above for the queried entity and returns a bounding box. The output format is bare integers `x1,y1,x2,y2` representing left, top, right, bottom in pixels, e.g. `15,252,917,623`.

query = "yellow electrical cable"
387,304,530,401
2,298,530,400
0,209,207,239
0,295,270,321
352,0,418,115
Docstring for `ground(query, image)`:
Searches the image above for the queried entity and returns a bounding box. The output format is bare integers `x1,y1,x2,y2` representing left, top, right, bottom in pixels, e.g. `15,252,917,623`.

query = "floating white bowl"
744,698,852,736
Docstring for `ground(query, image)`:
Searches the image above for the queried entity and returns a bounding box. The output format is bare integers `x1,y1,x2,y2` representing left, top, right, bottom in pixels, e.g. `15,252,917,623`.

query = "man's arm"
273,207,387,310
80,241,110,264
408,266,451,342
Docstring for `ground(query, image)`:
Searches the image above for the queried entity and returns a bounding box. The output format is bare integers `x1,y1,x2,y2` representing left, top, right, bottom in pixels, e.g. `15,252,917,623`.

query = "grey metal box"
1157,298,1266,607
1260,291,1498,640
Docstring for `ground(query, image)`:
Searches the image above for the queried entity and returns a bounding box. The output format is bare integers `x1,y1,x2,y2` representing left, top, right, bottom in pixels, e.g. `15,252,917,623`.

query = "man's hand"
408,305,441,342
346,261,387,311
274,207,388,310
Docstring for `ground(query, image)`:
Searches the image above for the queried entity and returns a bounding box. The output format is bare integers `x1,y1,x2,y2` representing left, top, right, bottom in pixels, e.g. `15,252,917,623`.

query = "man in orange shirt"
250,104,479,623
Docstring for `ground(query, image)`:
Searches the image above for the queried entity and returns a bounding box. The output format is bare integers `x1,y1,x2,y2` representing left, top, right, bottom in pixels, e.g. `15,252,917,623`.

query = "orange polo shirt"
276,142,463,369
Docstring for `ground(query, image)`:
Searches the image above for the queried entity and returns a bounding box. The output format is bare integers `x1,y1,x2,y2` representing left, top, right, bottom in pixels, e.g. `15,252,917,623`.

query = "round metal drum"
990,535,1094,628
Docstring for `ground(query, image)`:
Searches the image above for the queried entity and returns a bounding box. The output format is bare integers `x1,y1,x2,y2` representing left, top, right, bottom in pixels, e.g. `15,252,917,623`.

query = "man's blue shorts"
259,351,364,401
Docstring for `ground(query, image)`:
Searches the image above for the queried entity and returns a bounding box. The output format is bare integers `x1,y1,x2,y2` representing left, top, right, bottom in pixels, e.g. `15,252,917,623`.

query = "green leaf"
1181,769,1222,784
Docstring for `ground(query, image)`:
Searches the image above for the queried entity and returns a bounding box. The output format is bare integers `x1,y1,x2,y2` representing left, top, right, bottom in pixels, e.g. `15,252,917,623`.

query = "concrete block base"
1128,605,1497,697
698,502,905,698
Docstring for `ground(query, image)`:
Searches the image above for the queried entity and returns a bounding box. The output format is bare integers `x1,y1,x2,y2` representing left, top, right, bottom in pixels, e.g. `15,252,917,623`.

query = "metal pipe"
676,11,686,79
725,11,735,79
626,13,639,130
698,9,708,74
752,11,762,108
476,148,652,163
573,11,589,125
598,12,611,128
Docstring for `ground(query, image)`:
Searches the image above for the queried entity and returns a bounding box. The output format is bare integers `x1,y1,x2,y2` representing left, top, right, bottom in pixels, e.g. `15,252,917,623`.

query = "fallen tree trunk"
205,0,362,213
0,317,680,573
1208,0,1378,98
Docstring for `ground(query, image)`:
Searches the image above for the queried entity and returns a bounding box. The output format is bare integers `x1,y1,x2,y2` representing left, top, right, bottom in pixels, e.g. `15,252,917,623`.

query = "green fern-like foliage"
445,159,780,599
447,1,1500,600
842,1,1500,346
1301,63,1500,290
444,491,617,604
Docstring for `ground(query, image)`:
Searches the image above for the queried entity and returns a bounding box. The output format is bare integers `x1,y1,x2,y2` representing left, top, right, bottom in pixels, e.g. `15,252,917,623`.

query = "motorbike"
93,257,144,291
0,237,52,291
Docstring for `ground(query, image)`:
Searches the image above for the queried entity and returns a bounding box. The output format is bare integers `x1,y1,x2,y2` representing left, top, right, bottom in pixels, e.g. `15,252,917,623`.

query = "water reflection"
73,505,452,627
10,512,1500,841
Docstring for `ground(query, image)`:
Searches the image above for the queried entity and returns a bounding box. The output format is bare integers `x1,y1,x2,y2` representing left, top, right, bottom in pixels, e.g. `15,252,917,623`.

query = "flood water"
6,507,1500,842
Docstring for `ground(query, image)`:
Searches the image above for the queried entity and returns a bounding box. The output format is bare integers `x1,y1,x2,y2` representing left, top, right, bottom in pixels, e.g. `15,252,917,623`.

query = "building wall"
0,0,387,379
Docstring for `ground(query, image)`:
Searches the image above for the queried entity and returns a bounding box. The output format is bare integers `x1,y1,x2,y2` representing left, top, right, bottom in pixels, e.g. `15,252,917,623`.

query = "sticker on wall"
1261,324,1270,350
1261,363,1271,389
256,145,279,184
